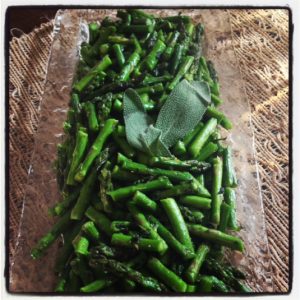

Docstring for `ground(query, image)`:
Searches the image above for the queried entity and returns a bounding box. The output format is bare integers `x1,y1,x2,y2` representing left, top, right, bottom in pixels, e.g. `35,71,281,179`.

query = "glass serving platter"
9,8,274,293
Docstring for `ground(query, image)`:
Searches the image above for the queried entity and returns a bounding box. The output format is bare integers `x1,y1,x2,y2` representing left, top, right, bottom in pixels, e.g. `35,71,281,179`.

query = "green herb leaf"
123,79,211,156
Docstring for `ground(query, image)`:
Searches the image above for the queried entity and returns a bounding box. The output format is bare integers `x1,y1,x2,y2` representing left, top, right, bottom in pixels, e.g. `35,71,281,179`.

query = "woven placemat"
8,9,289,292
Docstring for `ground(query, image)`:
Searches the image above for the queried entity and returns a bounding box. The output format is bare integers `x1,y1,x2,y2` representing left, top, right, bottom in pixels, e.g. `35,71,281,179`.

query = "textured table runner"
8,9,289,292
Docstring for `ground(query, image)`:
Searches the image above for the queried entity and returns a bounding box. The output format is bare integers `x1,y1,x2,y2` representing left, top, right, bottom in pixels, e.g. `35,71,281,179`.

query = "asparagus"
111,233,166,253
173,140,187,156
161,198,194,252
154,179,210,199
110,221,131,233
113,44,125,68
196,142,218,161
73,55,112,92
198,275,213,292
71,168,97,220
149,156,210,173
148,215,195,260
75,118,118,182
143,39,166,71
112,133,136,158
118,51,141,82
111,165,140,182
222,147,238,188
66,128,88,186
169,44,184,75
98,162,114,214
206,106,233,130
189,118,218,158
179,205,205,224
133,191,158,213
31,210,72,259
107,176,173,201
224,187,239,231
147,257,188,292
211,157,223,225
89,257,166,292
33,10,249,294
72,235,90,256
197,275,229,292
204,258,251,292
128,202,168,255
163,31,180,60
91,242,124,259
179,195,211,210
187,224,244,251
85,206,113,236
118,153,194,182
82,221,100,241
51,186,81,216
218,202,231,232
54,220,84,273
168,56,194,91
83,102,99,132
70,257,94,285
80,278,114,292
184,244,210,283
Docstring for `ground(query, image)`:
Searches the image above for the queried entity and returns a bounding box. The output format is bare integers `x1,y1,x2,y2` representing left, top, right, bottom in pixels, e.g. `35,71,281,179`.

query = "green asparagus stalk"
196,142,218,161
80,278,114,292
223,147,238,188
184,244,210,283
218,202,231,232
149,156,210,173
85,206,113,236
147,257,188,292
163,31,180,60
71,168,97,220
178,205,205,224
110,221,131,233
107,176,173,202
66,128,88,186
128,202,168,255
83,102,99,132
187,224,244,251
161,198,194,252
72,235,90,256
111,165,140,182
118,51,141,82
148,215,195,260
89,256,166,292
179,195,211,210
75,118,118,182
168,56,194,91
82,221,100,241
31,210,72,259
112,133,136,158
73,55,112,92
118,153,194,182
211,156,223,225
206,106,233,130
111,233,166,253
154,179,210,199
224,187,239,230
144,39,166,71
189,118,218,158
133,191,158,213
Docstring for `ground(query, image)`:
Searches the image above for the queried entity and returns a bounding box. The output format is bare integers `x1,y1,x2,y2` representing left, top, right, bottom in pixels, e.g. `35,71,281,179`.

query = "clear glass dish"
9,8,273,293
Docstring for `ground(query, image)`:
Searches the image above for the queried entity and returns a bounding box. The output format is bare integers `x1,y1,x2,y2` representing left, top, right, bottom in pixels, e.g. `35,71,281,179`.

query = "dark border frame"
4,5,293,296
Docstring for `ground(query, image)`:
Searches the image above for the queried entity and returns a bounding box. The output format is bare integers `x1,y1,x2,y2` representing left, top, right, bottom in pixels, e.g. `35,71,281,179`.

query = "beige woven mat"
8,9,289,292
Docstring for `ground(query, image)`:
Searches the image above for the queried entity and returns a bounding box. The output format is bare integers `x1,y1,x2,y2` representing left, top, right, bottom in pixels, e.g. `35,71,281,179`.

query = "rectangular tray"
9,8,273,292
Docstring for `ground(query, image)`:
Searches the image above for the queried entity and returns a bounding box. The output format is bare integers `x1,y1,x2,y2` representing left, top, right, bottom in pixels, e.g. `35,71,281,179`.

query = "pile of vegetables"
31,9,251,293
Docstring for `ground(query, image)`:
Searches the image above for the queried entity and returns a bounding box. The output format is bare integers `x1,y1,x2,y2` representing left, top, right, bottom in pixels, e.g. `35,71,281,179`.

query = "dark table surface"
7,8,58,40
